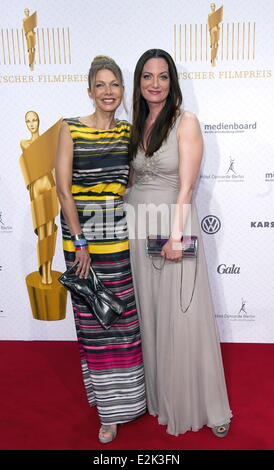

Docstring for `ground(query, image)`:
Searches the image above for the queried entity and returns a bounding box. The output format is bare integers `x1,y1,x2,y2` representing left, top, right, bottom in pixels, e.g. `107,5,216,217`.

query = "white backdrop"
0,0,273,342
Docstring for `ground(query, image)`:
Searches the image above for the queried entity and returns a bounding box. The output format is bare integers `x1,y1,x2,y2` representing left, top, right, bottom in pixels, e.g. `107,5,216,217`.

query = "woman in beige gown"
127,49,232,437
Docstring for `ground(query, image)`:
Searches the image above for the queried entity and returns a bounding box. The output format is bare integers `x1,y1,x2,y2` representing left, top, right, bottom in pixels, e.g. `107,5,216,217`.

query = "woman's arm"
162,112,203,261
127,167,136,188
55,121,91,277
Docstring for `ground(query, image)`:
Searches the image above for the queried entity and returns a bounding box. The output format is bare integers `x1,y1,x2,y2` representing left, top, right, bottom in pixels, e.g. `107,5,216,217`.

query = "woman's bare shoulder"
179,110,199,123
177,111,201,136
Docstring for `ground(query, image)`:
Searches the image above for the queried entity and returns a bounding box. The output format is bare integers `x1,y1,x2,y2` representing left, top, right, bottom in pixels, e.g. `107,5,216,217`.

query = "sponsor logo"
178,69,272,81
201,215,221,234
173,4,256,66
0,212,13,233
265,172,274,182
216,298,255,321
0,10,72,69
173,4,272,81
204,122,257,134
250,221,274,228
0,74,88,84
200,156,244,183
217,264,240,274
226,156,237,175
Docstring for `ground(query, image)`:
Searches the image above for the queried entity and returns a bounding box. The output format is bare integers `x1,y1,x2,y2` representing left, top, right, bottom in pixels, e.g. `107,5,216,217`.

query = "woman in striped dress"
55,56,146,443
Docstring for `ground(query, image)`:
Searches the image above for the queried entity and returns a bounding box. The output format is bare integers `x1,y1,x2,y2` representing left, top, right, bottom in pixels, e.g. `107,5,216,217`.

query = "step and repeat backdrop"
0,0,273,342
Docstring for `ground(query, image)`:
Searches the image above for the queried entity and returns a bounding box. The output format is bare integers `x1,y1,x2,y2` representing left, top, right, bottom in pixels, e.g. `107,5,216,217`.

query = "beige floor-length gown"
127,113,232,436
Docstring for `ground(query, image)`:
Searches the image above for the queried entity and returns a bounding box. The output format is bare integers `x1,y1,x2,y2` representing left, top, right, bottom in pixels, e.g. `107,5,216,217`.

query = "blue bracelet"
73,239,88,247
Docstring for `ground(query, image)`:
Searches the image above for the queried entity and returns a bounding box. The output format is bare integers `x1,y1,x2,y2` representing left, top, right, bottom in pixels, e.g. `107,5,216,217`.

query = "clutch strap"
150,243,198,314
151,257,166,270
179,249,198,314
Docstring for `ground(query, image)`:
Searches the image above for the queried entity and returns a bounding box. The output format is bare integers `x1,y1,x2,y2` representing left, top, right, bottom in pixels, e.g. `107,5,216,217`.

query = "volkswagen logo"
201,215,221,234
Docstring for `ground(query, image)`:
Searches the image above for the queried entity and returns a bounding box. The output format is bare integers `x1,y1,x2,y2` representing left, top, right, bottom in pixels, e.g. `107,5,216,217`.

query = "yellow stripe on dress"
71,183,126,196
63,239,129,254
75,140,129,146
73,195,120,201
68,122,130,130
69,131,130,140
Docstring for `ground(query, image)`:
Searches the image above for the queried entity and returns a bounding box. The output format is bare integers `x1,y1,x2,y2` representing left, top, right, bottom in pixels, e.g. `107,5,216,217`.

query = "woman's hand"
161,237,183,262
74,248,91,278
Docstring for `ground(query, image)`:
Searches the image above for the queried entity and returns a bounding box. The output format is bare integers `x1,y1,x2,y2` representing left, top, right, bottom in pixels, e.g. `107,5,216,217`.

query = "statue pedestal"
26,270,67,321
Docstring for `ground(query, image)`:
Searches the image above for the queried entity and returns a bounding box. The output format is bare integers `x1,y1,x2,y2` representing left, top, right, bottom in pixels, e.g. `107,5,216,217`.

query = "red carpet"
0,341,273,450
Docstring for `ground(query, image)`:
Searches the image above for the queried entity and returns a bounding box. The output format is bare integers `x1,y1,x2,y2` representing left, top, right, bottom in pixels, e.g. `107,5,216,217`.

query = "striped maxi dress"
61,118,146,424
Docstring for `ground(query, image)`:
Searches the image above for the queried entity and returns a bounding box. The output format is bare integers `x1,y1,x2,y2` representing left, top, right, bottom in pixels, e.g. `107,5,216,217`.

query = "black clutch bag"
58,263,126,329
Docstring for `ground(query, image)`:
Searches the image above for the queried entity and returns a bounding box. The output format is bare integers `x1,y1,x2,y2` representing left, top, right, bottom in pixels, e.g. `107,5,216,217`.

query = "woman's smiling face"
140,58,170,106
89,69,123,113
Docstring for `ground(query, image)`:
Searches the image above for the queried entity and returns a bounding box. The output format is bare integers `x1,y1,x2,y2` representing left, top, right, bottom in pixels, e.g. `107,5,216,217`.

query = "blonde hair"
88,55,124,89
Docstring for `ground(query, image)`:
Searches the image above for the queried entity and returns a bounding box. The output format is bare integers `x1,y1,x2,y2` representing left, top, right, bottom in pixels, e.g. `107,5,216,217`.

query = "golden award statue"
208,3,223,67
19,112,67,321
22,8,37,71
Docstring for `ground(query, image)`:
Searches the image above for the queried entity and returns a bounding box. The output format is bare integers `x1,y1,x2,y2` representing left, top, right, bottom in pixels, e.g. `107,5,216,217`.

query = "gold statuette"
208,3,223,67
20,113,67,321
22,8,37,71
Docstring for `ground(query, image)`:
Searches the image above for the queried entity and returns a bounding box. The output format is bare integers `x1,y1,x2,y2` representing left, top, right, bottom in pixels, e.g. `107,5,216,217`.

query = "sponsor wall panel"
0,0,273,341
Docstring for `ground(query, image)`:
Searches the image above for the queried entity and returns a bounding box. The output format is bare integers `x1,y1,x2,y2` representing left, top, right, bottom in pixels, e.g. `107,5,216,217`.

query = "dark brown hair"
131,49,182,158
